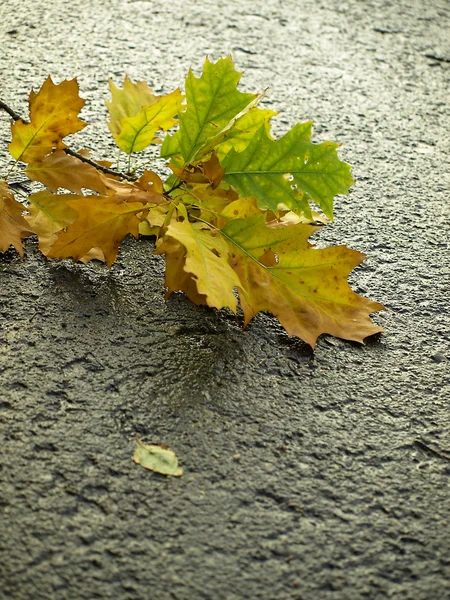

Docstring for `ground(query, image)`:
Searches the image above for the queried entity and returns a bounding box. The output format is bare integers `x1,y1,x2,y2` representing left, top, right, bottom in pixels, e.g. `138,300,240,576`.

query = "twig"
64,148,136,181
0,100,22,122
424,54,450,64
0,98,136,181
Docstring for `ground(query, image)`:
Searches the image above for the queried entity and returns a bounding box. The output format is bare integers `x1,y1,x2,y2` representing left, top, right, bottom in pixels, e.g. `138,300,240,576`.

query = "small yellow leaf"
9,77,87,163
220,197,261,221
204,106,277,161
114,89,182,154
173,183,239,228
133,437,183,477
139,202,171,236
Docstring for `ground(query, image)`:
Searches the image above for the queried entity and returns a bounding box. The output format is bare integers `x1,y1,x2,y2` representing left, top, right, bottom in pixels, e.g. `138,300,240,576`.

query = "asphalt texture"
1,0,449,599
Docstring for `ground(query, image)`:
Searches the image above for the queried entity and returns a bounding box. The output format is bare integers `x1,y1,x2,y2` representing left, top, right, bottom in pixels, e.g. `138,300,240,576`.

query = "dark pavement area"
0,0,449,598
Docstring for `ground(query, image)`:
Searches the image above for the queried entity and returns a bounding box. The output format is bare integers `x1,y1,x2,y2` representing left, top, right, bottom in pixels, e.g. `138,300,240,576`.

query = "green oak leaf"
198,105,277,161
221,123,353,219
221,214,384,348
161,56,258,165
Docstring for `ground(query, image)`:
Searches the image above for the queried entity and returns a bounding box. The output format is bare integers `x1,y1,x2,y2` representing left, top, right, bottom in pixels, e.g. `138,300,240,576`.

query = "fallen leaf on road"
133,436,183,477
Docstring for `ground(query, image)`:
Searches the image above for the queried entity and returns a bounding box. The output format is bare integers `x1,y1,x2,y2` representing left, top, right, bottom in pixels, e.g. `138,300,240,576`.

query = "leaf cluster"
0,56,383,348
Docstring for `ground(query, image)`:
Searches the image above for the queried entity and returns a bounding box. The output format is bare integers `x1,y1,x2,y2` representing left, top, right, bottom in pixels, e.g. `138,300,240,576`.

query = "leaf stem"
166,179,183,194
64,148,136,181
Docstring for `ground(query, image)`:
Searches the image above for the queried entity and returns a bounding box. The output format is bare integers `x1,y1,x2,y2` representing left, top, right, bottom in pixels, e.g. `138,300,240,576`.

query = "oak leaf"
9,77,87,163
161,56,258,165
25,150,107,195
106,76,158,139
220,196,262,221
222,123,353,219
138,202,171,237
113,89,182,154
171,183,238,228
26,190,80,254
155,214,241,311
99,169,165,205
221,214,384,347
0,181,34,257
170,151,225,189
155,235,208,306
198,105,277,162
46,195,149,266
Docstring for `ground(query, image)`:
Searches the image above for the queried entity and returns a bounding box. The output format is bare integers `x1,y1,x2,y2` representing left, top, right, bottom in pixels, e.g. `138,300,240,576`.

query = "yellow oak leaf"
78,248,106,264
155,217,241,311
214,107,277,159
9,77,87,163
138,202,171,237
46,196,149,266
137,169,164,195
114,89,182,154
0,181,34,257
25,150,107,195
222,214,384,348
106,76,158,139
195,103,277,162
155,235,208,306
220,196,261,221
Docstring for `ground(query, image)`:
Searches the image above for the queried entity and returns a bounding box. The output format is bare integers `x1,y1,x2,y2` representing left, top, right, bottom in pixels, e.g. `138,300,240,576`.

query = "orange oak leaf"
26,190,81,254
221,214,384,347
0,181,34,257
171,151,226,189
99,169,165,205
9,77,87,163
46,195,149,266
25,150,107,195
202,152,225,189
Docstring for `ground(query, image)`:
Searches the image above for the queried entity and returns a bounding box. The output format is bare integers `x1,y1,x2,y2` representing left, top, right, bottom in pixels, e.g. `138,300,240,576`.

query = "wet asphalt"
0,0,449,599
